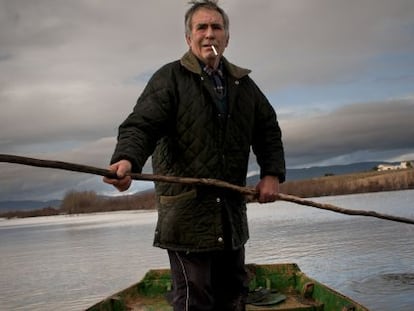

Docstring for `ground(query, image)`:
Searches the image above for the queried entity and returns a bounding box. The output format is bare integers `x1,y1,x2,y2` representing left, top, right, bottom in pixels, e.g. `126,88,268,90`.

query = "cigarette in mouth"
211,45,218,56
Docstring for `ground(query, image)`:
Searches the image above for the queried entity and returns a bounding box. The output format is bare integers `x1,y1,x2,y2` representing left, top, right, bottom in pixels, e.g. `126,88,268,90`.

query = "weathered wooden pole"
1,153,413,225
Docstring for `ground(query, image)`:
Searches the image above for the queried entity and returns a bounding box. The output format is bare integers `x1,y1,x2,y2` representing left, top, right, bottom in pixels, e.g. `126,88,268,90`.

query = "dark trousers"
167,247,248,311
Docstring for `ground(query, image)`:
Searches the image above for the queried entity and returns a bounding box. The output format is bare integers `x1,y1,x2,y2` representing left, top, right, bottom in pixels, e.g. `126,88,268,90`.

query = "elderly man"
104,1,285,310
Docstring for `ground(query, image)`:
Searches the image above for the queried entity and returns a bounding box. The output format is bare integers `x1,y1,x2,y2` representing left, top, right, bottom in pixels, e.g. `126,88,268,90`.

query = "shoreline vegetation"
1,169,413,219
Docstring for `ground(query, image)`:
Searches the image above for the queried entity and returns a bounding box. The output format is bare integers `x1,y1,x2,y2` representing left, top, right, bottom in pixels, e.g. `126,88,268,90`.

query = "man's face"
186,8,229,68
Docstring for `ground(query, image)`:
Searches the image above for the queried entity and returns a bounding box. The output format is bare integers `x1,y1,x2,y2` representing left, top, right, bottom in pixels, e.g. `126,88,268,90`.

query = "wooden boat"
86,263,369,311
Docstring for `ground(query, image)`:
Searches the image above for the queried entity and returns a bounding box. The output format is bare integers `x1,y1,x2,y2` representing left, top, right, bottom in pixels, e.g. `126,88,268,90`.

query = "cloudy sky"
1,0,414,201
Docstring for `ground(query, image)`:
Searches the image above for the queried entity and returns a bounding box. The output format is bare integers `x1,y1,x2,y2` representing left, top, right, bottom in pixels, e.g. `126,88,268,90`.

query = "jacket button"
216,197,221,203
235,80,239,85
218,237,224,243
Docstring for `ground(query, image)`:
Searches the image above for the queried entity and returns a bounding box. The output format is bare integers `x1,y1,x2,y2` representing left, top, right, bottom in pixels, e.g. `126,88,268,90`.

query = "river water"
1,190,413,311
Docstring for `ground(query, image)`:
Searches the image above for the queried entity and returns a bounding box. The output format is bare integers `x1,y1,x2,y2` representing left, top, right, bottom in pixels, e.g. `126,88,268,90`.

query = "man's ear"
185,34,192,47
225,34,230,47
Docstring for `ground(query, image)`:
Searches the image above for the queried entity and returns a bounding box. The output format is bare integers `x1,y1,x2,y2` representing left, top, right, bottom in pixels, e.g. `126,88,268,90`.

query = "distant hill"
286,161,386,180
246,161,393,185
0,161,398,213
0,200,61,212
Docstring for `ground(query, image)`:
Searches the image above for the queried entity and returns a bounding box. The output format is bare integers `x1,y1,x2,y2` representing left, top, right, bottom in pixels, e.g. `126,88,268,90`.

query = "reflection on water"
348,273,414,310
0,211,167,311
0,190,413,311
352,273,414,295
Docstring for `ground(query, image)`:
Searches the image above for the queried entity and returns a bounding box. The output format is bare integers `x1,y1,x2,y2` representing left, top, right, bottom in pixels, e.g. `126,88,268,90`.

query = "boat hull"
86,263,369,311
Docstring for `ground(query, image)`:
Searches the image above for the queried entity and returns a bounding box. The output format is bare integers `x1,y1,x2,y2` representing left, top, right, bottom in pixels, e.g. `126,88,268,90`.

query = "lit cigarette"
211,45,218,56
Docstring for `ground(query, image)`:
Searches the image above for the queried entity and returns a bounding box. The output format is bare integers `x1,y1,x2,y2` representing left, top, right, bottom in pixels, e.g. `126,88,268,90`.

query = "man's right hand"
103,159,132,192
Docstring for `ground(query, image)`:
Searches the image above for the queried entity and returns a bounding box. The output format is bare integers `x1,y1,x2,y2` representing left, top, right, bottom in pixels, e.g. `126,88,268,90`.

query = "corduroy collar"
180,50,251,79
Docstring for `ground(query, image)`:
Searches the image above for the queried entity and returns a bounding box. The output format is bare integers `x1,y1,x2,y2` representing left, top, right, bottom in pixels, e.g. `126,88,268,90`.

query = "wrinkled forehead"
190,8,225,28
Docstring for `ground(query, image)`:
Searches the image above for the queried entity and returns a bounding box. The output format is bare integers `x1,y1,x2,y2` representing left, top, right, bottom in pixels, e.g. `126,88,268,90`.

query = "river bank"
2,168,413,218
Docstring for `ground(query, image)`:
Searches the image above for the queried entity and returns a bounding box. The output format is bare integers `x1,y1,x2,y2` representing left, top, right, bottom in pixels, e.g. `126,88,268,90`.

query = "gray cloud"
282,98,414,166
226,0,414,89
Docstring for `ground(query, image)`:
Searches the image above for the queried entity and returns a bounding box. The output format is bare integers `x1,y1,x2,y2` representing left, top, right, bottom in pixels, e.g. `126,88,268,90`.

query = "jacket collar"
180,50,251,79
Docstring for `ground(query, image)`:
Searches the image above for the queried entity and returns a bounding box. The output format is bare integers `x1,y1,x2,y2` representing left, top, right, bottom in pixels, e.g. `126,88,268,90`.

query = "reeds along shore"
280,168,414,198
1,169,413,219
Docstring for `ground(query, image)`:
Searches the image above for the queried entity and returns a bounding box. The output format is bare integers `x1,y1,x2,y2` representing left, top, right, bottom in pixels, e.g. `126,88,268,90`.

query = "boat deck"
120,291,323,311
87,263,368,311
246,294,323,311
104,294,323,311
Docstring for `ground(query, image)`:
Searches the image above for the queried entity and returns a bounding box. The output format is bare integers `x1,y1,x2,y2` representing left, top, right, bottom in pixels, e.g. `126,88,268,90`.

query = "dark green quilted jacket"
111,51,285,252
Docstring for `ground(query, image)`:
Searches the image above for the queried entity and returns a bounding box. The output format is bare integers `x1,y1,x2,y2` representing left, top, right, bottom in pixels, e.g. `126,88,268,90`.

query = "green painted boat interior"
86,263,369,311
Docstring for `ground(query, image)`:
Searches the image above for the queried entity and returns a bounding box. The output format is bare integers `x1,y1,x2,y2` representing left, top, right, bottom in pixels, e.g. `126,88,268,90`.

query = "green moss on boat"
86,263,369,311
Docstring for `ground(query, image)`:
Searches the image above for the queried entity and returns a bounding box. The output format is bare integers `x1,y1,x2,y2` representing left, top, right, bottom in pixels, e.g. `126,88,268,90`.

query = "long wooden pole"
1,153,413,225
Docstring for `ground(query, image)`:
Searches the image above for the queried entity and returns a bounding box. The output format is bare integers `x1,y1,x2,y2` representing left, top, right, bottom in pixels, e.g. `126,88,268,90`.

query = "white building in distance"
377,161,412,171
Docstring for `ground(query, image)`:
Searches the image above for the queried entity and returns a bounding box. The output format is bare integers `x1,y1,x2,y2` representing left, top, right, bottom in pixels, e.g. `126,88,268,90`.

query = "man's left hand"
255,175,280,203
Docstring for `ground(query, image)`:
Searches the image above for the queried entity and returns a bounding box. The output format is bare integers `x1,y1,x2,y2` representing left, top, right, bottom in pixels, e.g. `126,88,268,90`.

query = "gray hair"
185,0,229,37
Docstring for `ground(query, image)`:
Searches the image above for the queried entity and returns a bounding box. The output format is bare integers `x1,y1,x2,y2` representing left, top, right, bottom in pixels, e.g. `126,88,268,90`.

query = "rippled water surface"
1,190,413,310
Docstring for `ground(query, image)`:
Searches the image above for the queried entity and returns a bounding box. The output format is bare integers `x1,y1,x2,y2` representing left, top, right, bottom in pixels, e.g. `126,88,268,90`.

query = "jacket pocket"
156,189,215,249
159,189,197,205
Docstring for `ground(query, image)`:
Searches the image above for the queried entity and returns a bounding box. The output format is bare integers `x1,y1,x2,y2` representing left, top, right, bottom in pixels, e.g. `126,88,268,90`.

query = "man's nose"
205,26,215,38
